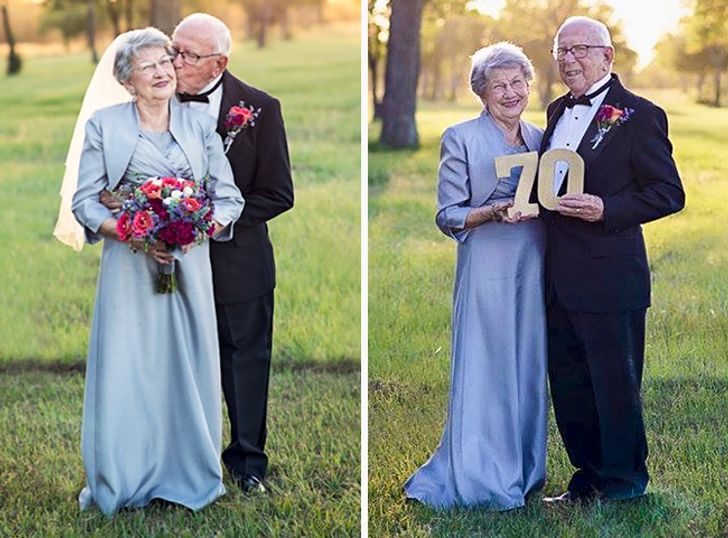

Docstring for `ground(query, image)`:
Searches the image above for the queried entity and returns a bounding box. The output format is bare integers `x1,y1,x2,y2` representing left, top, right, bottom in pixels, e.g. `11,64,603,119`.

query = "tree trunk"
381,0,425,148
280,6,291,40
448,52,458,102
87,0,98,64
256,4,271,48
150,0,180,36
1,4,21,75
714,68,721,107
539,64,556,109
107,0,121,36
124,0,134,31
368,50,382,120
430,61,441,100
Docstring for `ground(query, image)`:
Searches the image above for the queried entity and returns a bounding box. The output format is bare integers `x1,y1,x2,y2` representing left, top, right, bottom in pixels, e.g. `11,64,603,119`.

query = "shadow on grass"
370,375,728,536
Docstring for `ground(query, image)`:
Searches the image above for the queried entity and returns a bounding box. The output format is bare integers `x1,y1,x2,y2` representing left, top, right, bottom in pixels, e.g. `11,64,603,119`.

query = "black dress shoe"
237,475,267,494
542,491,594,504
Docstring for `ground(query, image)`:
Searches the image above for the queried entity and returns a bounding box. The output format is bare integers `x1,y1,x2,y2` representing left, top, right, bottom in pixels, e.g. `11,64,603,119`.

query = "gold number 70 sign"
494,149,585,218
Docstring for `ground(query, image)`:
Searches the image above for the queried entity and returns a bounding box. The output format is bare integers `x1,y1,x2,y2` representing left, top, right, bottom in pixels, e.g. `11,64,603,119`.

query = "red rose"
140,181,162,200
159,221,196,246
148,198,169,221
116,212,132,241
238,107,254,121
162,177,182,189
131,211,154,238
181,198,201,213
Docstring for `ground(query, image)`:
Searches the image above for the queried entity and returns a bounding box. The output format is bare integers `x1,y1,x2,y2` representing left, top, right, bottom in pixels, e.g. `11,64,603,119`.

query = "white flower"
183,186,193,196
151,177,162,186
171,190,183,199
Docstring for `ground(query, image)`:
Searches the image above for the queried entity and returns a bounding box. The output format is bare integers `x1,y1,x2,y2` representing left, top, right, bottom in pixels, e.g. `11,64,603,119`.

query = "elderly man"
171,13,294,493
539,16,684,503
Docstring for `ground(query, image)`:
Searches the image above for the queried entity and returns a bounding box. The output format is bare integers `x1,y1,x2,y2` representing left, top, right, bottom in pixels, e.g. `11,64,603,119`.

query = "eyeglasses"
135,56,174,75
488,79,527,95
170,46,223,66
552,44,609,61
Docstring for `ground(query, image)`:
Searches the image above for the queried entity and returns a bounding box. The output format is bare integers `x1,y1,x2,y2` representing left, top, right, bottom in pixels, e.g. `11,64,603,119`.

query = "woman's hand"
129,238,174,264
210,220,226,238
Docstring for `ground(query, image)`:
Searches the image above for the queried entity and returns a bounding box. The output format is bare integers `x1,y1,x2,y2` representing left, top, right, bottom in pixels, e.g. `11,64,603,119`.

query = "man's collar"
198,73,224,95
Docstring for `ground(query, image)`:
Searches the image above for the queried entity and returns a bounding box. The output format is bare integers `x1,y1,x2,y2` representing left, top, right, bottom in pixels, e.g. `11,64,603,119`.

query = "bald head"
554,16,614,97
173,13,232,56
555,16,612,51
171,12,231,94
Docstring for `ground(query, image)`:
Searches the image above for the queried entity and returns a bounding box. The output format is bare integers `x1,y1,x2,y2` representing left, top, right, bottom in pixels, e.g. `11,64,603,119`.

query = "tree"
685,0,728,106
499,0,636,107
368,0,389,119
39,2,87,50
1,3,21,75
380,0,425,148
149,0,179,36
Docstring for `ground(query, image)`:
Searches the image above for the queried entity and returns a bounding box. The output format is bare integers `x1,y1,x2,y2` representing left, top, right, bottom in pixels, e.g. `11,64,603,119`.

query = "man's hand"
557,193,604,222
100,190,122,211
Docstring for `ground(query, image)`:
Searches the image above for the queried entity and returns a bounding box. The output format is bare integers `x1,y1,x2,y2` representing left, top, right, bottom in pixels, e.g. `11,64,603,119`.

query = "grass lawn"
369,90,728,537
0,24,360,537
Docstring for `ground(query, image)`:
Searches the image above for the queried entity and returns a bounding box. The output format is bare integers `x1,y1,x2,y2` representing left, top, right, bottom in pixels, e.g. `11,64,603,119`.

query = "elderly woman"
404,42,547,510
71,28,243,515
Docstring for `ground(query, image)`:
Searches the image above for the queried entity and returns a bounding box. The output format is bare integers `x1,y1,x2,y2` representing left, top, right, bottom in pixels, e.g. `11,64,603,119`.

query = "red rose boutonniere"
590,104,634,149
223,101,261,154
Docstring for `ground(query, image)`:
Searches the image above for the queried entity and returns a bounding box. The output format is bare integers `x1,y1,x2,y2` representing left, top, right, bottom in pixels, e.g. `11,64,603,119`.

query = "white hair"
469,42,535,98
555,16,613,50
113,27,170,84
174,12,232,55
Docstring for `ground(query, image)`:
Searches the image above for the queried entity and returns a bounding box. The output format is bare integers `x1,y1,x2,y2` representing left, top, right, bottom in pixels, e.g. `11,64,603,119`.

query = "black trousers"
216,291,274,480
547,300,649,499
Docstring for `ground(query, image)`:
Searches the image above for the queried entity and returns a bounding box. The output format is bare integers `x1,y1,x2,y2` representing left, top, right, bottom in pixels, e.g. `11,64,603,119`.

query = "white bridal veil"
53,33,133,251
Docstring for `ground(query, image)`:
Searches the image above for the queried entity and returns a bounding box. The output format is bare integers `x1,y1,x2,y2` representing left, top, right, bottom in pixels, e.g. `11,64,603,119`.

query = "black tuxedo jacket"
209,71,294,304
539,74,684,312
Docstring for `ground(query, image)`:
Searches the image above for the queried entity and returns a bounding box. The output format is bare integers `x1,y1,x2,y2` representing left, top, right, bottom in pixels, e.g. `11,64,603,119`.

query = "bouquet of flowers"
115,176,216,293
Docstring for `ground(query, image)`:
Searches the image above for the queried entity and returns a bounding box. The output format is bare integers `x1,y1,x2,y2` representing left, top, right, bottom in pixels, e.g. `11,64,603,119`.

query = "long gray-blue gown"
77,130,240,515
405,132,547,510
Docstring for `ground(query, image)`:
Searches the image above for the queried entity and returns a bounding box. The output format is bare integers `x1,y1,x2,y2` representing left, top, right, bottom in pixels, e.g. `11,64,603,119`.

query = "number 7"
494,149,585,218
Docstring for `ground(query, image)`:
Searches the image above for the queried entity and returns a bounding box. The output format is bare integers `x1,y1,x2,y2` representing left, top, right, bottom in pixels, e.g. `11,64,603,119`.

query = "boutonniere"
223,101,261,154
590,104,634,149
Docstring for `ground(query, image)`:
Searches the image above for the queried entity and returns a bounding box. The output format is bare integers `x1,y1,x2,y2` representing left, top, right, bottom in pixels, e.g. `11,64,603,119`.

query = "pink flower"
162,177,182,189
131,211,154,237
116,212,132,241
225,106,254,129
140,181,162,199
181,198,201,213
596,105,623,124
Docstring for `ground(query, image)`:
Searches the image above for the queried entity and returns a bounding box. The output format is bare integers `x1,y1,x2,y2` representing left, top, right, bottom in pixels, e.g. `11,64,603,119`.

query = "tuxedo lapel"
577,76,629,167
218,71,238,138
540,96,568,154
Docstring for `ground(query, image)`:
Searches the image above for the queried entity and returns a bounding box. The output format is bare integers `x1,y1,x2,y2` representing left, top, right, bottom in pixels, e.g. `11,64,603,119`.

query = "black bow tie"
178,76,223,103
564,78,614,108
565,94,592,108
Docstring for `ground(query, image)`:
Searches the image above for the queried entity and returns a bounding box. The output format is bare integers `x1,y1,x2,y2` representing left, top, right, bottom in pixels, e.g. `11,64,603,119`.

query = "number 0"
494,149,584,216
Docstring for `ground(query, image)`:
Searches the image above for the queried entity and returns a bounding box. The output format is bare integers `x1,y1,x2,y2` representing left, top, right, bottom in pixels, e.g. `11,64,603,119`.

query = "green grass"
0,25,360,536
369,91,728,537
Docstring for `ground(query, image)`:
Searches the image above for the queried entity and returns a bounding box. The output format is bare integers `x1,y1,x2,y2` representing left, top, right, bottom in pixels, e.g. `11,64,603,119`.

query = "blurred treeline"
370,0,728,110
1,0,358,71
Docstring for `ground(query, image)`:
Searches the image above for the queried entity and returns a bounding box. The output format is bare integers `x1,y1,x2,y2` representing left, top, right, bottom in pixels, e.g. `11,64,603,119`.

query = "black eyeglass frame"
169,47,223,66
551,44,610,61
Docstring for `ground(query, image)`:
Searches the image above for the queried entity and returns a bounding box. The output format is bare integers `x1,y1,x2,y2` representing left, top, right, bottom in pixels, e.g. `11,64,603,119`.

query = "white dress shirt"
178,74,224,121
548,72,612,192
